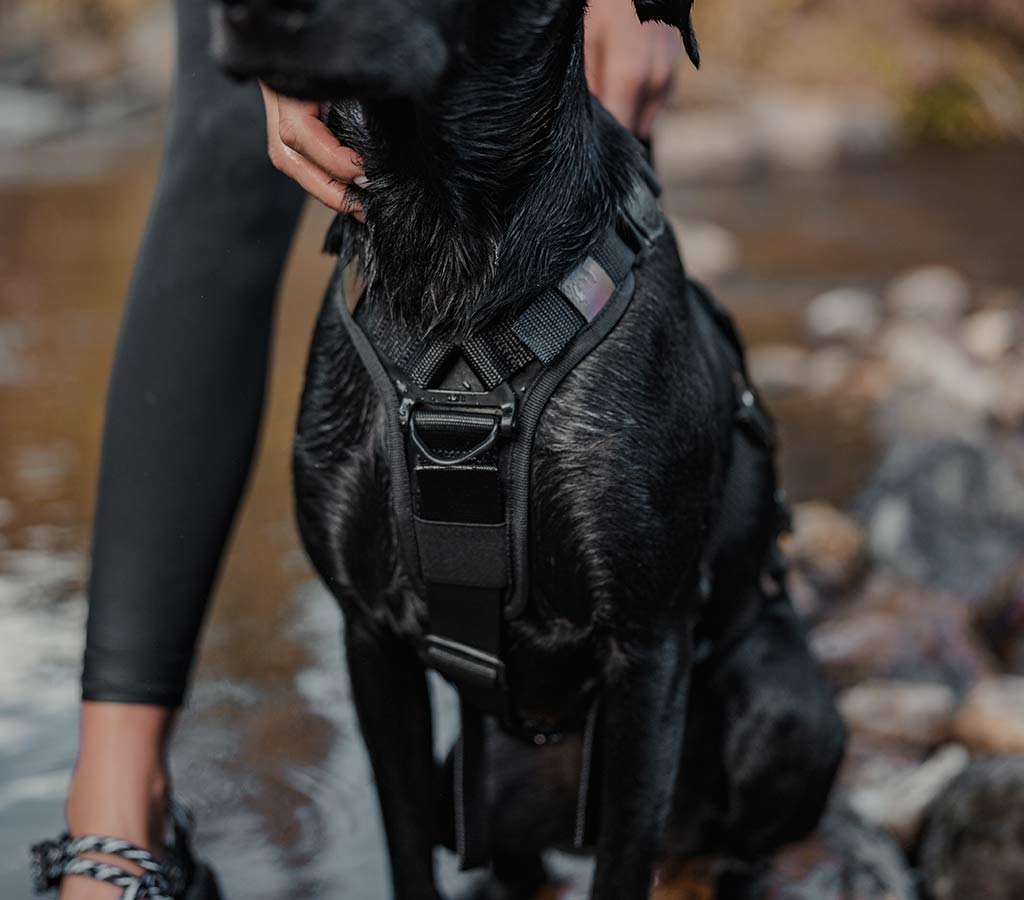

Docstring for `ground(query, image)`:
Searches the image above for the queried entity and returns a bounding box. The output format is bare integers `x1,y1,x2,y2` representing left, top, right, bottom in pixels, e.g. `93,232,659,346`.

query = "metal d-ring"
408,411,500,467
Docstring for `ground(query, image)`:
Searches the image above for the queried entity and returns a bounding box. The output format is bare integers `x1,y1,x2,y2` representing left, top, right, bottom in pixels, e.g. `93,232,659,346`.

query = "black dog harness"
332,169,664,863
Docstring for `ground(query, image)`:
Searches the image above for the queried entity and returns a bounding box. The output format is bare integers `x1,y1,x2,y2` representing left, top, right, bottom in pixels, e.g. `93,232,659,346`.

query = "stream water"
1,124,1022,898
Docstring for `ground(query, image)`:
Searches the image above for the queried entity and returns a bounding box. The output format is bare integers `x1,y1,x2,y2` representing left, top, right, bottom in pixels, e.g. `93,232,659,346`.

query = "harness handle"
407,407,500,467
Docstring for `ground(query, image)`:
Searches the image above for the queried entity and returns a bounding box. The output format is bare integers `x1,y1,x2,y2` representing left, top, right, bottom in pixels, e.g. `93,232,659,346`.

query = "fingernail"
354,175,370,188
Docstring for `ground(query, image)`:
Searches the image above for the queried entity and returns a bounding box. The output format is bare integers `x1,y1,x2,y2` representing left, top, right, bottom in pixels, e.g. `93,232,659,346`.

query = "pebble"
993,361,1024,427
785,501,866,596
858,436,1024,599
846,743,969,846
838,679,957,749
670,218,740,280
953,677,1024,754
880,323,1001,415
806,346,856,395
918,758,1024,900
975,563,1024,674
745,808,916,900
654,92,895,182
810,579,995,691
886,265,971,327
747,343,810,392
805,288,881,344
961,307,1019,363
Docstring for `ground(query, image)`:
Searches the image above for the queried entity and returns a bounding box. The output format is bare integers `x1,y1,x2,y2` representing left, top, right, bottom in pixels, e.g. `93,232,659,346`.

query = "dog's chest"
293,261,717,648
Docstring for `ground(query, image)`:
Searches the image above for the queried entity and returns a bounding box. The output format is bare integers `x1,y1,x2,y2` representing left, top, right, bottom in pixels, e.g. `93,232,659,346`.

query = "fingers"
635,30,682,139
261,82,365,217
599,51,648,134
275,93,364,183
584,0,682,138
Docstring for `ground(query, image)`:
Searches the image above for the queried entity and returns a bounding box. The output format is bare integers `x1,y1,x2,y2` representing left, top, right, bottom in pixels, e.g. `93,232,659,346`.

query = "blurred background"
1,1,1023,898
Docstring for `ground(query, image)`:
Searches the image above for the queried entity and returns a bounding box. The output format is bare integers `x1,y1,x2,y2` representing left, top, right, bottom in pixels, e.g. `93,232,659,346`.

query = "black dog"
210,1,845,898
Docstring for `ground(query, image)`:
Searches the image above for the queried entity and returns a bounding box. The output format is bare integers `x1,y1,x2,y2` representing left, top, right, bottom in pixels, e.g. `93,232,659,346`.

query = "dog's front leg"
346,622,442,900
591,624,693,900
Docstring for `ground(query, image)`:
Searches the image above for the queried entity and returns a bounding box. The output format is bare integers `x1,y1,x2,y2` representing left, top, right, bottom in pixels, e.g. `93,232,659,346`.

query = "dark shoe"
30,799,223,900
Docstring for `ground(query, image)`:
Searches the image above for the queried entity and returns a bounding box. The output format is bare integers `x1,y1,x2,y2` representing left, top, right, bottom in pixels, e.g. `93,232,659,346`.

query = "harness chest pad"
332,177,665,726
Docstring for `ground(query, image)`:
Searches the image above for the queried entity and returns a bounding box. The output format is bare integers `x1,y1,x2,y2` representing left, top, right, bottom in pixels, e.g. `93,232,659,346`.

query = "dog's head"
210,0,699,100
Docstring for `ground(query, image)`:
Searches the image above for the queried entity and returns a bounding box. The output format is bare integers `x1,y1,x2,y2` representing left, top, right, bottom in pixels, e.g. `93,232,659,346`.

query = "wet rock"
918,757,1024,900
960,307,1019,364
975,563,1024,674
654,92,894,182
992,361,1024,427
874,384,987,443
788,567,823,620
857,436,1024,598
841,357,895,405
811,579,995,691
953,677,1024,754
880,323,1001,415
846,743,969,846
886,265,971,327
670,218,740,280
749,90,895,173
806,288,881,345
654,110,753,182
785,502,866,598
838,679,956,750
806,347,857,395
748,344,811,393
740,808,916,900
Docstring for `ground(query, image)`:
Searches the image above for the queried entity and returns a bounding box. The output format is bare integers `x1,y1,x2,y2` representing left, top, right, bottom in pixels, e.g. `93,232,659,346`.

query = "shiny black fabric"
81,0,305,707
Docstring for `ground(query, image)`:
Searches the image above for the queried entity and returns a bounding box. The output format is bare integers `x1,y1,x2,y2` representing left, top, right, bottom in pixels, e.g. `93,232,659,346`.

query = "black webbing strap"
454,698,488,868
336,172,665,869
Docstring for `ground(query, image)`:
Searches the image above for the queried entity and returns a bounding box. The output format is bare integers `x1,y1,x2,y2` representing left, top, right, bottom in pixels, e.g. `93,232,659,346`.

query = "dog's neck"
325,0,648,337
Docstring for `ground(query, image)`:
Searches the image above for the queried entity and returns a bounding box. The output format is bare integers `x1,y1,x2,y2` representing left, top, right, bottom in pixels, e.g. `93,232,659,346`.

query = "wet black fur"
211,1,845,897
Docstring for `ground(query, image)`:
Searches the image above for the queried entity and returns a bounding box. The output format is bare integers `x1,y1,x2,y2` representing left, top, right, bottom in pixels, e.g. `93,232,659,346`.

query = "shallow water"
1,125,1022,898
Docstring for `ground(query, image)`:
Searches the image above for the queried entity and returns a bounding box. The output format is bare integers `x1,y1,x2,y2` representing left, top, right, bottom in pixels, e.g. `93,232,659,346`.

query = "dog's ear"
632,0,700,68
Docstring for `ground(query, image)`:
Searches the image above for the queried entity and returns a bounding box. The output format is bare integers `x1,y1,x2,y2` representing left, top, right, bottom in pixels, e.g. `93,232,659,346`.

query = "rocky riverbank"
724,262,1024,899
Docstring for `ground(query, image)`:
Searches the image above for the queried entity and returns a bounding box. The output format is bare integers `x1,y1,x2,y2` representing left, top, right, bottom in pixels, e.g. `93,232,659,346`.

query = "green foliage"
902,76,1001,145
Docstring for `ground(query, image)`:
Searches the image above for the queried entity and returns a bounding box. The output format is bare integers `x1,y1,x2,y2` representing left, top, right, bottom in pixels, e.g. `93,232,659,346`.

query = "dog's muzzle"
210,0,449,100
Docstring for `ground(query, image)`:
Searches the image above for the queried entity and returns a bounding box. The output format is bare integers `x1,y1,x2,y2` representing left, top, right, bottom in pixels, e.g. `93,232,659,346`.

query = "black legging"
81,0,305,706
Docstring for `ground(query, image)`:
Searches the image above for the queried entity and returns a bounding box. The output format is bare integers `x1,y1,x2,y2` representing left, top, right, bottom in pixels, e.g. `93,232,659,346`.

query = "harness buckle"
397,382,517,467
421,636,507,712
618,180,664,253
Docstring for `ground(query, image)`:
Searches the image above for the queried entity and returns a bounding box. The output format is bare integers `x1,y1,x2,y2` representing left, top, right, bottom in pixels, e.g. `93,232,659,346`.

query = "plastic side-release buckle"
619,180,664,253
421,635,508,719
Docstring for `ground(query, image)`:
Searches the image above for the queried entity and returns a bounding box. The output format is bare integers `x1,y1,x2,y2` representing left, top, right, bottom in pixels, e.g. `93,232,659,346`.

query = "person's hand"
261,83,366,219
585,0,683,137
